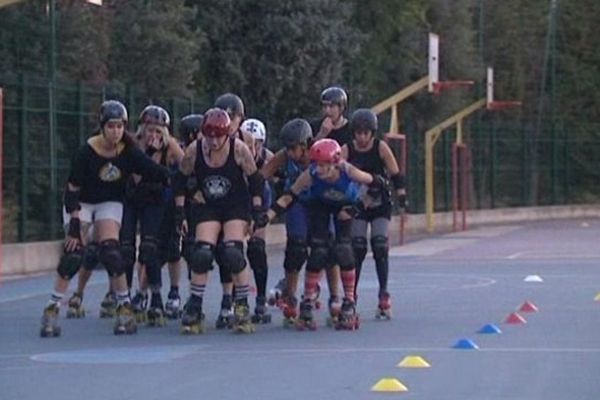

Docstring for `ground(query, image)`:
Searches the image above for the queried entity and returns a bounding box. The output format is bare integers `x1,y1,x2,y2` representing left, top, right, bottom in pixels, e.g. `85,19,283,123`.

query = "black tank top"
194,137,250,206
347,138,385,176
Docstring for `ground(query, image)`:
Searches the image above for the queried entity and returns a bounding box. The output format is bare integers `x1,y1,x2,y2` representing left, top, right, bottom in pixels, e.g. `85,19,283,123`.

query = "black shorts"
190,202,250,225
356,203,392,221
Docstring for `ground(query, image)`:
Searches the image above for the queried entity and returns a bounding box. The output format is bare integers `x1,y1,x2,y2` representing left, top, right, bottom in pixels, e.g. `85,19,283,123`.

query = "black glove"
367,174,386,197
252,206,269,229
174,205,186,233
397,193,407,209
68,217,81,240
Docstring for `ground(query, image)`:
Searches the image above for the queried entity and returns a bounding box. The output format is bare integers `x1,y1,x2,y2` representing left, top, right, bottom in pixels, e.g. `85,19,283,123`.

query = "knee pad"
57,248,83,280
247,237,267,272
352,236,368,266
334,237,355,270
81,243,100,271
218,240,246,274
181,235,195,265
138,237,159,267
371,235,389,261
189,241,215,274
283,236,308,272
306,238,329,273
99,239,124,277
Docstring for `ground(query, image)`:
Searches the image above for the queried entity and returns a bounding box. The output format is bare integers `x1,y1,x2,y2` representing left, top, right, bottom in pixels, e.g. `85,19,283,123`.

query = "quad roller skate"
335,298,360,331
40,304,61,338
164,289,182,319
375,291,392,320
180,298,205,335
99,291,117,318
131,291,148,323
295,298,317,331
66,292,85,319
232,299,255,334
146,295,167,327
251,296,272,324
326,296,342,327
215,295,234,329
281,296,298,328
267,278,286,307
113,303,138,335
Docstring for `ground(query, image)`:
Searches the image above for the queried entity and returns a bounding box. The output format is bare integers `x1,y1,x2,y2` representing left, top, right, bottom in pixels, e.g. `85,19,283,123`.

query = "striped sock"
234,284,249,302
190,283,206,299
303,271,321,301
341,270,356,302
47,291,64,307
116,290,130,306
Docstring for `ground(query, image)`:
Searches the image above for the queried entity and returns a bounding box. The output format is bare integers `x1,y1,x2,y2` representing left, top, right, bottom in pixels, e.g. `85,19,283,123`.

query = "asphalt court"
1,218,599,399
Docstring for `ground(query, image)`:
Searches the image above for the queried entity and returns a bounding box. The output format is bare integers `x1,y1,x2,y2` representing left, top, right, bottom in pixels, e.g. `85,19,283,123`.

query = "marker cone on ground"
518,301,539,313
397,356,430,368
478,323,502,334
370,378,408,392
453,338,479,349
524,275,543,282
505,312,527,324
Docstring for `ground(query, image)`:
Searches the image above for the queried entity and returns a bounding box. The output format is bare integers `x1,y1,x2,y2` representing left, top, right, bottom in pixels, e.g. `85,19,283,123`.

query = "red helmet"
202,108,230,138
310,138,342,164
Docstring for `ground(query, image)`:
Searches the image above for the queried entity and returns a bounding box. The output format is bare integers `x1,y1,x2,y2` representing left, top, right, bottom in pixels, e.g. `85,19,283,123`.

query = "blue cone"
478,323,502,334
453,338,479,349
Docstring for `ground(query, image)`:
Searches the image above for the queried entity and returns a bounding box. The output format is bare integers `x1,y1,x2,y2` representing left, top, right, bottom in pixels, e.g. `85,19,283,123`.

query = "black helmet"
280,118,313,148
179,114,204,145
214,93,244,118
349,108,378,134
99,100,128,127
138,105,170,127
320,86,348,110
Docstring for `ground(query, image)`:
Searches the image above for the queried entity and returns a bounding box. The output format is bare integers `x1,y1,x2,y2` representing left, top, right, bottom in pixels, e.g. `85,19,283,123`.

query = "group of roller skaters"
39,86,406,337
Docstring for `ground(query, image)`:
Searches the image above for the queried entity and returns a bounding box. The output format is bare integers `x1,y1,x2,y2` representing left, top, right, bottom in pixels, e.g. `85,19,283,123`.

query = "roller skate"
335,298,360,331
180,297,204,335
281,296,298,328
215,295,234,329
164,289,182,319
375,291,392,320
113,303,138,335
146,294,167,327
66,292,85,319
99,291,117,318
326,296,342,327
131,291,148,324
232,299,255,334
40,304,61,338
267,278,286,307
295,298,317,331
251,296,272,324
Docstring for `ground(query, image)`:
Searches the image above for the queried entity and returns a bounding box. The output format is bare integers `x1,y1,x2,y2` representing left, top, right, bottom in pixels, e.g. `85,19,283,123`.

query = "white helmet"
240,118,266,141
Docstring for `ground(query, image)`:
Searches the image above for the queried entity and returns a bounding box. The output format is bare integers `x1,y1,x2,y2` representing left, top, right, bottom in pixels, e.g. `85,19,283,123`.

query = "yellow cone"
594,292,600,301
397,355,431,368
370,378,408,392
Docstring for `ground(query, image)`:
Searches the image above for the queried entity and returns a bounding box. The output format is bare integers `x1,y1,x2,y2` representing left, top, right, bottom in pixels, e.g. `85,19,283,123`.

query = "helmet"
138,105,170,127
214,93,245,118
179,114,204,144
320,86,348,110
99,100,128,127
202,108,231,138
310,138,342,164
240,118,266,141
349,108,378,134
280,118,313,148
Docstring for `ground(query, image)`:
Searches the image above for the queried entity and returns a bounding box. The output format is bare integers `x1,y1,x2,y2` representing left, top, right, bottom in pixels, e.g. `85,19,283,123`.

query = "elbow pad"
248,171,265,198
64,188,81,213
390,173,405,190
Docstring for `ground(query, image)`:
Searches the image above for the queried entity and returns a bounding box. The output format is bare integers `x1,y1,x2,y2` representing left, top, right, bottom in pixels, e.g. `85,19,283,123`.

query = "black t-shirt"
69,141,167,205
310,117,352,147
347,138,386,176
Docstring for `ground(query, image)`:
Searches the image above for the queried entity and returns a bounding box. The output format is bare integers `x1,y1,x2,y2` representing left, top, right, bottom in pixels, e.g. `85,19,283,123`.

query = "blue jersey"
285,158,310,202
308,163,361,206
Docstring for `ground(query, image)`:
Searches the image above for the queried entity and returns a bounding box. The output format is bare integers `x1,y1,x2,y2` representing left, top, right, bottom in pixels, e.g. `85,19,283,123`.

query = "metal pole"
0,88,4,278
48,0,58,238
19,75,28,241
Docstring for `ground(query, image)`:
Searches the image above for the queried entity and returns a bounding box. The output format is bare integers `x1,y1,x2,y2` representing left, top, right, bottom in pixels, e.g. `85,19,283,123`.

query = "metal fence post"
19,74,28,242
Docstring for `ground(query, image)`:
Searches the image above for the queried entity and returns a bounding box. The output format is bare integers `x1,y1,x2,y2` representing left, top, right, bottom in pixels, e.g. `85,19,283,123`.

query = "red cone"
504,312,527,324
518,301,539,313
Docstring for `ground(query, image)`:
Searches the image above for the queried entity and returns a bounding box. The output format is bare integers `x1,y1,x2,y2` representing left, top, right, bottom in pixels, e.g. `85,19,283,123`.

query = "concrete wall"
3,204,600,278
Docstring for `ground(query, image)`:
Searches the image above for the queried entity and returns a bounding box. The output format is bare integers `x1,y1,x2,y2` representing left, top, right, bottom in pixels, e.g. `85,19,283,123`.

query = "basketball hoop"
486,100,522,111
432,80,475,95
